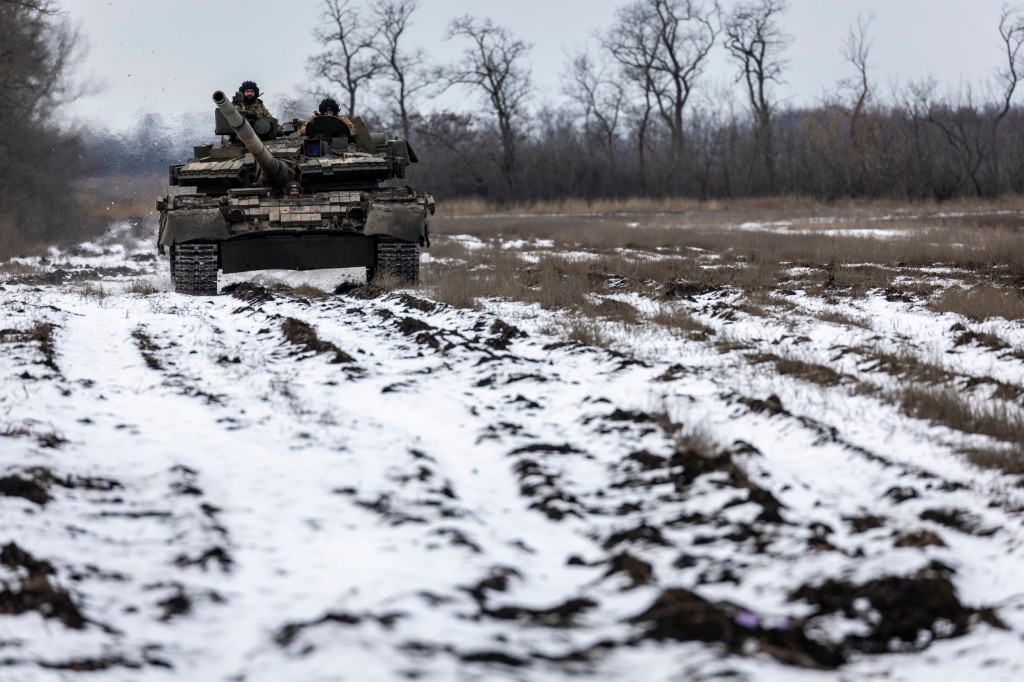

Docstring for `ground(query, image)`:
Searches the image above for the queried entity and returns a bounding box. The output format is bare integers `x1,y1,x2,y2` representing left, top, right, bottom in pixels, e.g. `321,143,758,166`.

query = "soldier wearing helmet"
234,80,275,120
300,97,358,137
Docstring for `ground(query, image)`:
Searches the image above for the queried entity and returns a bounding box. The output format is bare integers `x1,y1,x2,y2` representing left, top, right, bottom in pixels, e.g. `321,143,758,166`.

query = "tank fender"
363,200,427,243
158,208,230,247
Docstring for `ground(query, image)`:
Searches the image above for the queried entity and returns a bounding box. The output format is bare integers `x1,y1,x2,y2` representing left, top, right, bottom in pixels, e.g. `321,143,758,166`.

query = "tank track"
171,242,219,295
367,236,419,284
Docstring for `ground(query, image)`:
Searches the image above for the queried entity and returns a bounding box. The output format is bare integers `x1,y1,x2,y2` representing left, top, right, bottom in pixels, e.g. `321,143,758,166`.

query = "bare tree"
0,0,58,12
987,5,1024,188
826,14,877,194
562,49,625,172
372,0,433,140
0,0,80,125
308,0,383,116
445,15,532,199
605,0,718,180
919,6,1024,196
0,0,91,254
723,0,790,193
995,4,1024,126
601,2,660,191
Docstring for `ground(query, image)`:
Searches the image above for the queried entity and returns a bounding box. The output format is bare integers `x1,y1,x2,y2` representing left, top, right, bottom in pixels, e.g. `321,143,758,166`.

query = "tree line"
388,0,1024,203
6,0,1024,255
95,0,1024,204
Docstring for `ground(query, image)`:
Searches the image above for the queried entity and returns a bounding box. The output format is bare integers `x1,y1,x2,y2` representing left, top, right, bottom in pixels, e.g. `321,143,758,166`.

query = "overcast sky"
65,0,1008,130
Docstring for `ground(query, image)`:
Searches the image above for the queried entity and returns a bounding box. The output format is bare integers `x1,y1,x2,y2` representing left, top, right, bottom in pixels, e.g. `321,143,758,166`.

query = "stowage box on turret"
156,90,434,295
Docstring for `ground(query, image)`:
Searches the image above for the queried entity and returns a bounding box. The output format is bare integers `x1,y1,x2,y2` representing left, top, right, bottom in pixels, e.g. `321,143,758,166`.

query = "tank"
156,90,434,295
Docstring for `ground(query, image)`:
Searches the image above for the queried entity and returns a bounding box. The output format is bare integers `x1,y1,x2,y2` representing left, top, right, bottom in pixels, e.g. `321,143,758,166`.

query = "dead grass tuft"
368,270,412,292
930,284,1024,322
855,346,954,385
673,425,722,455
585,298,639,325
961,446,1024,475
131,329,162,370
74,283,111,300
651,306,715,340
563,317,613,349
425,265,479,309
899,386,1024,453
815,309,872,329
749,352,845,387
124,279,159,296
3,322,60,373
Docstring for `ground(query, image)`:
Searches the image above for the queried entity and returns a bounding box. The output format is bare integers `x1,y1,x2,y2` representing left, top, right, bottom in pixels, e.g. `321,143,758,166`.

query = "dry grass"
584,298,639,325
433,203,1024,291
0,321,59,372
899,385,1024,449
425,265,480,309
929,284,1024,322
853,345,954,385
367,270,410,292
439,195,1024,218
815,309,872,329
124,279,159,296
674,425,723,456
961,446,1024,475
73,283,112,300
748,352,846,387
650,306,715,340
564,317,613,348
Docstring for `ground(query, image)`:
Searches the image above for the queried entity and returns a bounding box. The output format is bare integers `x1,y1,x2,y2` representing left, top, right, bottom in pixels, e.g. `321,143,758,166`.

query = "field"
1,200,1023,680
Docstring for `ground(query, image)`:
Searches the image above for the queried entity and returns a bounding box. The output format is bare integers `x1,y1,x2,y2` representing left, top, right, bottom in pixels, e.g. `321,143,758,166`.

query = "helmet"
318,97,340,115
240,80,260,97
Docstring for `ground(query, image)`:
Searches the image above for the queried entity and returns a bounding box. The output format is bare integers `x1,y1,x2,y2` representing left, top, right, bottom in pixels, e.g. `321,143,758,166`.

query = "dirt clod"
280,318,356,364
790,562,998,654
0,543,87,629
0,475,51,505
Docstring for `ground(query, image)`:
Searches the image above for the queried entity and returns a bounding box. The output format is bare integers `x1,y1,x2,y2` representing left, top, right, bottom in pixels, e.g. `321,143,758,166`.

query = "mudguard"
158,208,231,247
363,201,426,243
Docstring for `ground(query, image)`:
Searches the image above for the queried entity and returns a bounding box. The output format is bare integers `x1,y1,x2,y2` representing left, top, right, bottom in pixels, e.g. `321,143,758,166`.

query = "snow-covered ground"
2,228,1023,681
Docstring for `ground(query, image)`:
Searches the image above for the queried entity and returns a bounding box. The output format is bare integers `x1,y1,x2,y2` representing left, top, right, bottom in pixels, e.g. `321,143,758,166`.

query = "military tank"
156,90,434,295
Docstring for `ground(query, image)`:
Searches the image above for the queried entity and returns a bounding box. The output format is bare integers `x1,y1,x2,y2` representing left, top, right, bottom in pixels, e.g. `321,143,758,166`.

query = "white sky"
64,0,1008,129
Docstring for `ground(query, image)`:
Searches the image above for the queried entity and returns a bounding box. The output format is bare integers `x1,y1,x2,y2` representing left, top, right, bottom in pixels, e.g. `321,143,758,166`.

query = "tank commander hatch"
300,97,358,138
233,80,274,120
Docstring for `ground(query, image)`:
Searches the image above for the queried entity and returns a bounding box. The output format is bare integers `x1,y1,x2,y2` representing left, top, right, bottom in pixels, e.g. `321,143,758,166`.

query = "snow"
2,231,1024,681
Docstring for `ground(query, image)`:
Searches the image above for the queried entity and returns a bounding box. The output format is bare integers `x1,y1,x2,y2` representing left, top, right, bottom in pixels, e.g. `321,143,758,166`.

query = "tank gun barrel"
212,90,291,188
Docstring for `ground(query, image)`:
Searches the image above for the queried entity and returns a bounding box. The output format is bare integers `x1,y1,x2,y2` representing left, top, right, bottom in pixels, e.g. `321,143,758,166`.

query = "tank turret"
212,90,291,188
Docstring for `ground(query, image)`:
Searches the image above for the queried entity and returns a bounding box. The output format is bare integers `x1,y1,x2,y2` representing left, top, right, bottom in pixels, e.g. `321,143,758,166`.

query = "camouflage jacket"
299,113,357,137
234,98,274,120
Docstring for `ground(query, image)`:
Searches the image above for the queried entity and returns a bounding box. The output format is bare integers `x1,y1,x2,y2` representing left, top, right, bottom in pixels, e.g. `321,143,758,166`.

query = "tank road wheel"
367,236,419,285
171,242,219,295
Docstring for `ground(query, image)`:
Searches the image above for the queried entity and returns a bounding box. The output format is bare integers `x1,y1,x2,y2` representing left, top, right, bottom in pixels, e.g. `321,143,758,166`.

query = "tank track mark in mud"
172,243,219,296
368,236,419,284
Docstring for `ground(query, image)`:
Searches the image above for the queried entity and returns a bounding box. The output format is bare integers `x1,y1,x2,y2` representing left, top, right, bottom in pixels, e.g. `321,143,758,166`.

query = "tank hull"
219,230,375,273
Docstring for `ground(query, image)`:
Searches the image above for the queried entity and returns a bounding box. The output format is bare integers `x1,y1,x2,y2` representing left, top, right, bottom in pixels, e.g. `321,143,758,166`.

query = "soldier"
300,97,358,138
234,80,274,120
